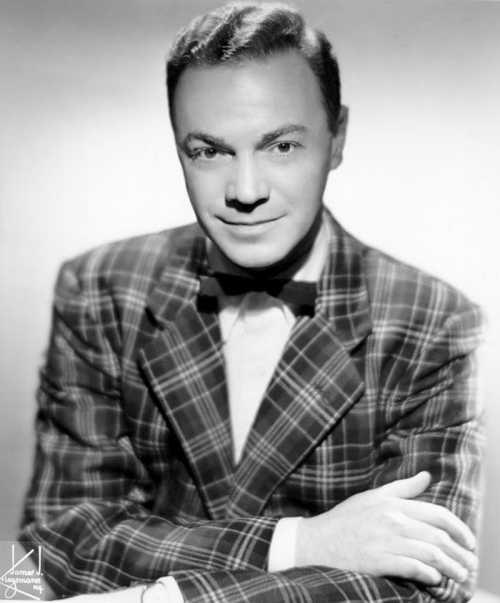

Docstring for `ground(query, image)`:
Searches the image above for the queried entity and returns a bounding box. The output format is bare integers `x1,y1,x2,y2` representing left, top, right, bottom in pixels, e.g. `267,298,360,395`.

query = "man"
20,3,483,602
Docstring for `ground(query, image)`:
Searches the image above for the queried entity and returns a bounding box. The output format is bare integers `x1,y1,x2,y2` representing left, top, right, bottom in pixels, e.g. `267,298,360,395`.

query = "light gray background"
1,0,499,595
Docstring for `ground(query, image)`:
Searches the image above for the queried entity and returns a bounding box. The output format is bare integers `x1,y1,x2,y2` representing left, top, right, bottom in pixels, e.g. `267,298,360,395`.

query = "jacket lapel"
226,215,372,517
138,227,234,520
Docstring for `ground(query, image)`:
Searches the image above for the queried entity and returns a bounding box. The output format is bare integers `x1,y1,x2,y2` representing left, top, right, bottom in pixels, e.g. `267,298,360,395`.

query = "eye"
186,145,232,163
189,146,229,161
269,141,299,155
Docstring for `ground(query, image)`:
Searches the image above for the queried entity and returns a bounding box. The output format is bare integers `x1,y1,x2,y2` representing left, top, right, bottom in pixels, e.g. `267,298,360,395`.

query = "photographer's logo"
0,543,44,600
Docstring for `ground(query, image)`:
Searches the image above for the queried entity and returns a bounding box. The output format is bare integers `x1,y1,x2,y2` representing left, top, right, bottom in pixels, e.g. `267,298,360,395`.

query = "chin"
221,245,287,271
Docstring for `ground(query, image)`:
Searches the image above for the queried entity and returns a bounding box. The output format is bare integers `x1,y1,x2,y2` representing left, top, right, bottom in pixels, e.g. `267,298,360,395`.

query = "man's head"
167,3,348,271
167,2,341,135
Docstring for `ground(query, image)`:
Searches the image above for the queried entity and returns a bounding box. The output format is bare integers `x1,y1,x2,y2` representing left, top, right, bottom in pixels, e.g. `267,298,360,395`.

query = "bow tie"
198,272,317,316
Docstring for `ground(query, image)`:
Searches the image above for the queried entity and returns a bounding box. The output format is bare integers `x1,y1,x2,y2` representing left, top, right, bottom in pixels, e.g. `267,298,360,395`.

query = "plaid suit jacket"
20,211,483,602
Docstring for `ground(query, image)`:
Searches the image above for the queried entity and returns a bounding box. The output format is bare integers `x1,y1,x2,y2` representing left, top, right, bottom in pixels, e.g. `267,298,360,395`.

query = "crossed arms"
19,257,484,603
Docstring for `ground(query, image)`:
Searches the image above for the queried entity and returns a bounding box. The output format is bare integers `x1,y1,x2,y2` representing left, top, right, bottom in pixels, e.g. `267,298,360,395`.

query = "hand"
295,471,477,585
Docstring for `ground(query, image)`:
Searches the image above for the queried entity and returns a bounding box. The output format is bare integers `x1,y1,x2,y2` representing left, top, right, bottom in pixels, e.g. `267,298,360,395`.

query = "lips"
219,216,281,226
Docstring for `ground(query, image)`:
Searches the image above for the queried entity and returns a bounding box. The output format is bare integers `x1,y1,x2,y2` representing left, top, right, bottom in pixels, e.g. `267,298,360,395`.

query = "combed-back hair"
166,2,341,133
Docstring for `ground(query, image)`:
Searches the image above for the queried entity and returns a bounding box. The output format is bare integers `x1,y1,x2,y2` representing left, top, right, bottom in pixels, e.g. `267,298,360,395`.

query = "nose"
225,154,269,207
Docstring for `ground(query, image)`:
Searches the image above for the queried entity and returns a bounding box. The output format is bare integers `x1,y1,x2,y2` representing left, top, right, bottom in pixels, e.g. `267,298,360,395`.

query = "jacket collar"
316,211,372,351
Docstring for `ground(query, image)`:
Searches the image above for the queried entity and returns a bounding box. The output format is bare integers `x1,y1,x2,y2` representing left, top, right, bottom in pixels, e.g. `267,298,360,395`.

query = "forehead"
172,51,328,138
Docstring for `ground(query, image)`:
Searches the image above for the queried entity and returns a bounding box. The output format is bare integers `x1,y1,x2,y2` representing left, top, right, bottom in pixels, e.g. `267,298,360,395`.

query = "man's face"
173,50,346,269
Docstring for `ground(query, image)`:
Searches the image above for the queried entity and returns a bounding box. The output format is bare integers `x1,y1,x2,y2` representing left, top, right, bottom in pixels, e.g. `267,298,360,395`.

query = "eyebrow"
181,132,229,152
258,124,307,148
180,124,307,153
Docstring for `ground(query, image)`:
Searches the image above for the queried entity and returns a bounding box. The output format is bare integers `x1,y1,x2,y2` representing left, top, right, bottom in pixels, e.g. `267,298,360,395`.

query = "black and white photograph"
0,1,499,601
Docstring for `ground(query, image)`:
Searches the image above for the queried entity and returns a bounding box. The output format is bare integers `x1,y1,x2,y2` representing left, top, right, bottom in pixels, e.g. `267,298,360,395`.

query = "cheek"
279,163,326,209
183,169,223,215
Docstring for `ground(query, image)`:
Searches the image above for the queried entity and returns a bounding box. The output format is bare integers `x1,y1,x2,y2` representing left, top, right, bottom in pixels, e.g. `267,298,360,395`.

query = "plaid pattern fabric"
19,210,483,602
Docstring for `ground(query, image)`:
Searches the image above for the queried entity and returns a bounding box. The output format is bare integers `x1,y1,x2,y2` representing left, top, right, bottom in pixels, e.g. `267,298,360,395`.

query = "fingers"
377,471,431,499
401,518,477,575
392,537,474,584
384,554,442,586
402,499,476,550
377,474,476,550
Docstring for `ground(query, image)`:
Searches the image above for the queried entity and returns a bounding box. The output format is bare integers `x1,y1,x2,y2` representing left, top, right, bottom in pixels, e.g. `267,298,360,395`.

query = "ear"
329,105,349,171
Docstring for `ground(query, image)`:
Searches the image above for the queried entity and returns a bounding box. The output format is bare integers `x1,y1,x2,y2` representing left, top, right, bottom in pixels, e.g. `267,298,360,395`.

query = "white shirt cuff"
156,576,184,603
267,516,302,572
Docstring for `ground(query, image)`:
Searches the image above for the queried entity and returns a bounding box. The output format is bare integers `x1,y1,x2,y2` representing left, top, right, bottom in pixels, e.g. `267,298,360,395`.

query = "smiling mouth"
219,216,282,226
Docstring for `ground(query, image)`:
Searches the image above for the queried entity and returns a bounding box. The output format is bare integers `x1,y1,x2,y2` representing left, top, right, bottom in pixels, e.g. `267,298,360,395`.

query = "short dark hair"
166,2,341,133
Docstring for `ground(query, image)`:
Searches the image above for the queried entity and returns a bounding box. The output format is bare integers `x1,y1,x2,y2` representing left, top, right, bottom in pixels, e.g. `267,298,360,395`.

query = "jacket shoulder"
56,222,201,296
50,223,203,357
359,242,483,344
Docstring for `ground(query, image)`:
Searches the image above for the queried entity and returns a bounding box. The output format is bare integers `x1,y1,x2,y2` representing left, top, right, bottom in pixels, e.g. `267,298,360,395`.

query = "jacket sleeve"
164,301,485,602
18,260,277,596
371,301,484,603
170,567,436,603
